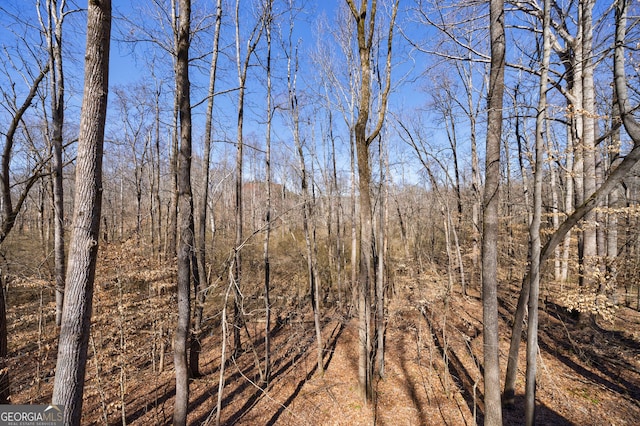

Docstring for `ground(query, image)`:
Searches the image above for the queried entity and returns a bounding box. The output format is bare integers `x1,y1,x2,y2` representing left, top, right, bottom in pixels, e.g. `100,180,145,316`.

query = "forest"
0,0,639,425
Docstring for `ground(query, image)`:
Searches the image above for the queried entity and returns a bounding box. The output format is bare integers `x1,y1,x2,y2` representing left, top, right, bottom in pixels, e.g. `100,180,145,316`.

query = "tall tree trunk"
262,0,273,386
561,127,574,283
580,0,597,323
461,59,482,283
607,91,622,285
190,0,222,379
350,130,358,309
345,0,397,401
355,122,374,400
572,3,586,295
153,81,163,257
165,0,179,260
482,0,505,423
233,0,244,357
375,138,388,377
51,2,111,423
39,0,68,328
287,26,324,375
525,0,551,422
173,0,192,424
548,118,561,281
232,0,263,357
327,104,344,306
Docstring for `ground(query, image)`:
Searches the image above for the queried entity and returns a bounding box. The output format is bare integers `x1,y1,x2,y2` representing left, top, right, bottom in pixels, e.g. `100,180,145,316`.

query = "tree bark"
173,0,192,424
482,0,505,424
579,0,597,322
607,91,622,284
51,1,111,424
525,0,550,422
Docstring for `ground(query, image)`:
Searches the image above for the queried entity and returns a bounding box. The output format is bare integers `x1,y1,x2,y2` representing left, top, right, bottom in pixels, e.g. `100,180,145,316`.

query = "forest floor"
4,238,640,425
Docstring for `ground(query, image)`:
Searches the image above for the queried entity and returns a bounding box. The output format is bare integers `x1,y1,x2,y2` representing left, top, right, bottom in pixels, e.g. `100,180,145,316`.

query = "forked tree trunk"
345,0,397,401
51,1,111,423
38,0,68,328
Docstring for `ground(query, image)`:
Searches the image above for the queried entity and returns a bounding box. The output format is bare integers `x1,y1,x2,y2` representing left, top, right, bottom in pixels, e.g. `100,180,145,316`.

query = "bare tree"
286,21,324,376
344,0,398,401
37,0,72,327
0,67,50,245
482,0,505,423
524,0,550,422
190,0,223,380
0,30,51,404
579,0,598,321
112,86,153,239
232,0,264,356
51,0,111,423
150,74,164,256
167,0,180,260
173,0,193,423
503,1,640,410
262,0,274,386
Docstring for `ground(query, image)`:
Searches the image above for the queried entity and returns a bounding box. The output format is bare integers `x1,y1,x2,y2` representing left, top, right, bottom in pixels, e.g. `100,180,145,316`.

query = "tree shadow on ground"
391,332,430,426
123,313,290,425
264,320,345,425
181,317,345,426
541,301,640,403
503,395,574,425
421,306,484,426
422,301,574,426
122,382,175,425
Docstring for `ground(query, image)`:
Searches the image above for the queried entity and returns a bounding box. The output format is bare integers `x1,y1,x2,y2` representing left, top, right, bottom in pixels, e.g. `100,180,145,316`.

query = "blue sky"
0,0,468,190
